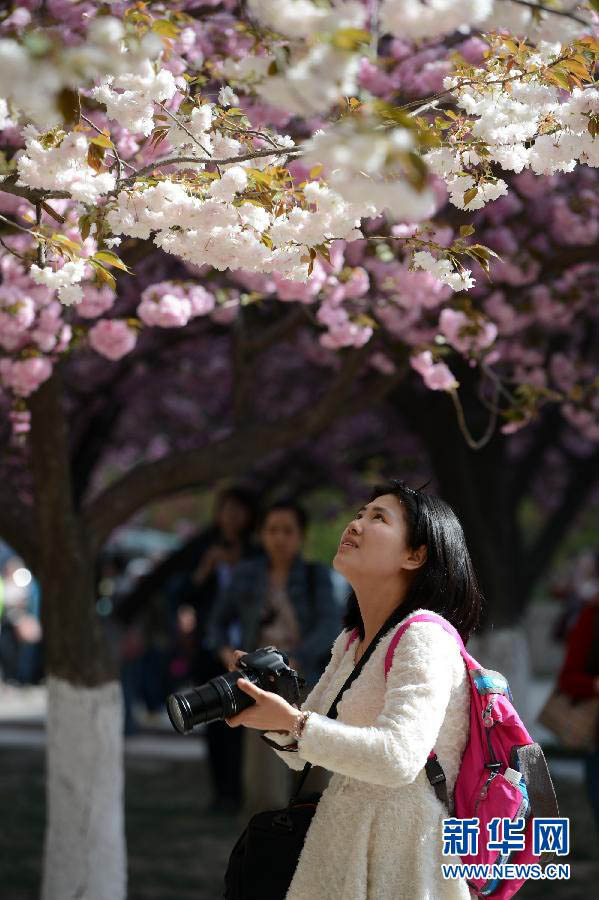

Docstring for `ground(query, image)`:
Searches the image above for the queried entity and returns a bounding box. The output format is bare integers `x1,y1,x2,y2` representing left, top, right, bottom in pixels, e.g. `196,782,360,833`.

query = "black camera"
166,646,305,735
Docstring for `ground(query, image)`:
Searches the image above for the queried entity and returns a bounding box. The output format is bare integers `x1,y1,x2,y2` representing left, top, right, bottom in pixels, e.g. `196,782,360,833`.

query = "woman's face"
333,493,424,581
217,497,252,541
260,510,304,565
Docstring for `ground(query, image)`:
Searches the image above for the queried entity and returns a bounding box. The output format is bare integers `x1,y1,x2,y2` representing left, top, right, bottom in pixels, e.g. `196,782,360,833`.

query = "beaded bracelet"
291,710,311,742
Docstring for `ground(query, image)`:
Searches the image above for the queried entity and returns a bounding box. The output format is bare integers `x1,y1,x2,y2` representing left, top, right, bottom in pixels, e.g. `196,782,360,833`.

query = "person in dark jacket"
205,498,342,815
183,486,260,814
558,598,599,831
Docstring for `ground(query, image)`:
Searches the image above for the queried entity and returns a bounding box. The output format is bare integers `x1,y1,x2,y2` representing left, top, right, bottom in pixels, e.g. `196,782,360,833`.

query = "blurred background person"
557,585,599,833
177,485,260,814
551,549,599,644
0,554,42,685
206,498,343,817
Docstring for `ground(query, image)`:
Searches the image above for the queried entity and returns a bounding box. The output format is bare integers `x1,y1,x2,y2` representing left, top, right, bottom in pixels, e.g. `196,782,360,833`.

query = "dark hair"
342,479,482,644
216,485,259,537
259,498,309,534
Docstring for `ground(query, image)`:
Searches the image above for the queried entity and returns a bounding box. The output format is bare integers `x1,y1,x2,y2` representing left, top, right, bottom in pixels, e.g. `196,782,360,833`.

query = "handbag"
538,691,599,751
223,605,409,900
538,606,599,752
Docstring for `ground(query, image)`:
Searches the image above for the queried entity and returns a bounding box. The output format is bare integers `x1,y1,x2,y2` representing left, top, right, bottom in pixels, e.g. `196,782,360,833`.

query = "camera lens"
165,671,254,734
166,693,189,735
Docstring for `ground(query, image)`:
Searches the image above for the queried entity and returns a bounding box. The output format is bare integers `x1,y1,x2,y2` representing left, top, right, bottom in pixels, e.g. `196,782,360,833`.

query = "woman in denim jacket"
205,499,342,813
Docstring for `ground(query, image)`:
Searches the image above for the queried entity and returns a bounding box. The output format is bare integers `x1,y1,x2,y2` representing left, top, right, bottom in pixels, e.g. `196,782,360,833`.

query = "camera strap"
286,604,410,803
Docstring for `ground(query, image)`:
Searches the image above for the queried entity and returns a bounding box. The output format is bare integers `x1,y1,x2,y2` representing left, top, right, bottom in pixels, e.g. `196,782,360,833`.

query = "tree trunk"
42,678,125,900
397,381,523,627
29,370,126,900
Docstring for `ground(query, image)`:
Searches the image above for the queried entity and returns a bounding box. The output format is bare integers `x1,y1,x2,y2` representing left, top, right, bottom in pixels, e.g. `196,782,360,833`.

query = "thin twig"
215,117,280,149
35,203,45,267
449,378,499,451
496,0,592,28
480,360,519,406
409,99,439,118
157,101,213,157
397,48,587,113
80,113,134,182
0,212,40,237
0,236,28,261
119,146,302,187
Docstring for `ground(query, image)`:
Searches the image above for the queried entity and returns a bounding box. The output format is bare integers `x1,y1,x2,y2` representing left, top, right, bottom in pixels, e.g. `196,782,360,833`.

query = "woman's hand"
218,646,242,670
192,544,230,585
225,678,302,734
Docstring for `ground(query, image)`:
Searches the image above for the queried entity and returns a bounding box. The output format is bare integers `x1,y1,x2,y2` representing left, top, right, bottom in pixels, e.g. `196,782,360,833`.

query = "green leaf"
51,234,82,252
372,100,414,129
545,69,571,91
330,28,370,51
468,244,500,260
90,134,114,150
463,187,478,207
93,250,132,272
90,261,116,291
79,215,92,243
152,19,180,39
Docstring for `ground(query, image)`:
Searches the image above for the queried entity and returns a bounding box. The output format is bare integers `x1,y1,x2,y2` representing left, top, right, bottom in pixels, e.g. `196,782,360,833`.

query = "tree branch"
508,405,562,505
120,147,302,186
245,306,307,356
231,308,254,427
520,449,599,599
496,0,592,28
83,345,402,554
0,174,70,203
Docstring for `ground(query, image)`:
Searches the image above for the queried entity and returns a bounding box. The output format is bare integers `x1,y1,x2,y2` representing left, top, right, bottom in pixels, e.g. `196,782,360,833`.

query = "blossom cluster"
17,132,116,206
0,16,163,129
106,174,370,281
0,0,596,446
91,59,178,138
447,80,599,181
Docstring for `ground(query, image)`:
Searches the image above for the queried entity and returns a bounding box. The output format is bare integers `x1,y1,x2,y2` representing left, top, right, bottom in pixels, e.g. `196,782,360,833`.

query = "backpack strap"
384,612,466,813
344,627,359,652
384,612,466,676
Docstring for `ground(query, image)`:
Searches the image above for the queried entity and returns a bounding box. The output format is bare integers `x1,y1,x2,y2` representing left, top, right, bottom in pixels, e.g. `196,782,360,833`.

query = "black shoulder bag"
223,605,412,900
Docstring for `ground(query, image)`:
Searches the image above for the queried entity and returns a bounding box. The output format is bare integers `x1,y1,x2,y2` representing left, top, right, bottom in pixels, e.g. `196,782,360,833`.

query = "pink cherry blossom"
138,291,192,328
188,285,215,317
410,351,459,391
77,285,117,319
439,308,497,354
0,356,52,397
358,57,396,97
455,37,488,65
88,320,137,361
274,263,327,302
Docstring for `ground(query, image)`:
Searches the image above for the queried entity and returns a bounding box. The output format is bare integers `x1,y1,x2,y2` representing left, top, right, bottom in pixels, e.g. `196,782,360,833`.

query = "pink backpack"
345,612,559,899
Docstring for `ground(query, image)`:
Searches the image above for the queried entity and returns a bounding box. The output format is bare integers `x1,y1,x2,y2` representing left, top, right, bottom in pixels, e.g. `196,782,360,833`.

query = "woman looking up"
225,479,482,899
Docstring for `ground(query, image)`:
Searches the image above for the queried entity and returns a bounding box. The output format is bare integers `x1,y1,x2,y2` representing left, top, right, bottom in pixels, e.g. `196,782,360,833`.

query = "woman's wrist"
285,708,303,735
287,708,311,741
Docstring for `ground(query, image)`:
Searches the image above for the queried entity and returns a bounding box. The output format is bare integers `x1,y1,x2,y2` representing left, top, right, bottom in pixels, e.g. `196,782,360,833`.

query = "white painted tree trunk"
468,626,534,731
42,676,126,900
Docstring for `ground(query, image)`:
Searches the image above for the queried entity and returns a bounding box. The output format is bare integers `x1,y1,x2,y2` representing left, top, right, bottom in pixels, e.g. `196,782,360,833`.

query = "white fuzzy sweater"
264,608,471,900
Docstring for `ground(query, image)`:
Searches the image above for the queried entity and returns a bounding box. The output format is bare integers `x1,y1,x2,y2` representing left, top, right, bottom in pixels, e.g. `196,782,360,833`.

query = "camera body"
167,646,305,735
